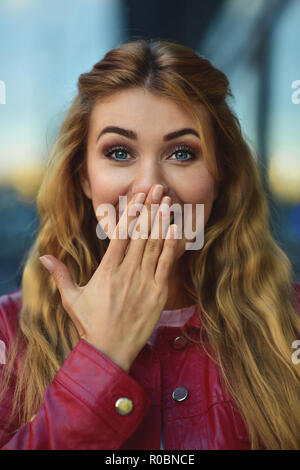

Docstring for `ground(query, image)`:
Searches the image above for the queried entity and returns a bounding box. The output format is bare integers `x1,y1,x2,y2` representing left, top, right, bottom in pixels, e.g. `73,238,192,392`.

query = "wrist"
80,337,132,373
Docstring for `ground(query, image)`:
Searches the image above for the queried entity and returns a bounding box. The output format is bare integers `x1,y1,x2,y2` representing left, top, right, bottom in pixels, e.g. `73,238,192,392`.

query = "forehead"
88,88,212,139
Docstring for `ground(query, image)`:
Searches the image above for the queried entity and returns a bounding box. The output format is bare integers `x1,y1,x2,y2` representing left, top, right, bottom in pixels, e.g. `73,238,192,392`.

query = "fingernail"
159,197,171,216
160,196,171,206
135,192,146,204
152,184,164,202
40,256,54,273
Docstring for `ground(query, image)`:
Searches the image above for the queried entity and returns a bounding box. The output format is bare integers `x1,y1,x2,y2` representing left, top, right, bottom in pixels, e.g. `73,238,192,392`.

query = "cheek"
172,171,216,259
86,161,131,239
88,175,118,238
178,171,216,222
87,163,126,214
89,176,116,206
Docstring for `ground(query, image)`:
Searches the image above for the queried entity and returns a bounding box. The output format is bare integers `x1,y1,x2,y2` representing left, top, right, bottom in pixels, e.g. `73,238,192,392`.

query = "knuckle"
52,269,64,285
146,238,160,253
164,236,177,248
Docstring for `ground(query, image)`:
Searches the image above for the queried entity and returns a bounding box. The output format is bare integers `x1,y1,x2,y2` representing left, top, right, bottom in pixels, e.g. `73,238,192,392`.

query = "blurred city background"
0,0,299,296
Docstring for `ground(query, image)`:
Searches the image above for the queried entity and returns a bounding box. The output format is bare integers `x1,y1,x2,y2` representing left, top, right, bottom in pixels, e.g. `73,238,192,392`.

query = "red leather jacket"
0,286,299,450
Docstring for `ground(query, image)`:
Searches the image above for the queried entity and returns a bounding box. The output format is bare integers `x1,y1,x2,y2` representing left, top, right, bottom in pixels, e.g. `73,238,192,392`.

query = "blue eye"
104,146,130,161
103,144,197,162
170,145,196,161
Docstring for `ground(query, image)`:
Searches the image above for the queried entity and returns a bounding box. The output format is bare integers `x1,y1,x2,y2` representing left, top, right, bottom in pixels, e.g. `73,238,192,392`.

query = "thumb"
39,255,78,304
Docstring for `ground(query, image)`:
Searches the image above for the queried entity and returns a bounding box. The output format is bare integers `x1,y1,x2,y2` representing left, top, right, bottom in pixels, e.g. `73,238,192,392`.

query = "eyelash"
103,143,197,163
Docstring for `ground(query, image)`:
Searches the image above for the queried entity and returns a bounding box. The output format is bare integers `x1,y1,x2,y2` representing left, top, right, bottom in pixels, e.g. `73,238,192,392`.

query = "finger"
123,184,165,264
39,255,78,311
101,192,146,268
154,224,179,286
141,195,172,275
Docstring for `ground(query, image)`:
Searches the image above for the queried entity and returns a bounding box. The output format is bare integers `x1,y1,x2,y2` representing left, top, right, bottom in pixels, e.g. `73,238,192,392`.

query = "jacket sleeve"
0,336,152,450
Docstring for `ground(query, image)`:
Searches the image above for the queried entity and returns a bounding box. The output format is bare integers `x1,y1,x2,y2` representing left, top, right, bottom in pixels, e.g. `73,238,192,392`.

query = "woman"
0,39,300,450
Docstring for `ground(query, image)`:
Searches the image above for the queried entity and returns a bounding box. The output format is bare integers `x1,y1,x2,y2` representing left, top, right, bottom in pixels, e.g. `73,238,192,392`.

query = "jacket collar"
185,304,202,329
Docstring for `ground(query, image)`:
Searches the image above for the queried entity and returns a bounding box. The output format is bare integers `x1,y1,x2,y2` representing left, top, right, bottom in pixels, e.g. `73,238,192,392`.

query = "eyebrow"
96,126,200,142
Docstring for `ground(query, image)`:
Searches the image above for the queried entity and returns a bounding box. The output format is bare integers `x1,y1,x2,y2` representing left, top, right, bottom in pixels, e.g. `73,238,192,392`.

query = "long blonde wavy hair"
1,39,300,449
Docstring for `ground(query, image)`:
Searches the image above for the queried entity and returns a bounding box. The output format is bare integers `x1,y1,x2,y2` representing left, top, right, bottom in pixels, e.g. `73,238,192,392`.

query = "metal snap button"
172,387,189,402
172,335,188,350
115,397,134,415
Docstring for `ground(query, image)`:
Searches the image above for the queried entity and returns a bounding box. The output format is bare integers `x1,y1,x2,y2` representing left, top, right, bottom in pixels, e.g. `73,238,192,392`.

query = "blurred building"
0,0,299,295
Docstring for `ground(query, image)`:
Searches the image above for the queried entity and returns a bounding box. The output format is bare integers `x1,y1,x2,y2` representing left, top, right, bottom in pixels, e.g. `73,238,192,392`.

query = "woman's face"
81,87,218,260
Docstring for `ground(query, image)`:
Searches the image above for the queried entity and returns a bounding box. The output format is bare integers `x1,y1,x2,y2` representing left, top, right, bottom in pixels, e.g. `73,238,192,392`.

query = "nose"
130,165,169,198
